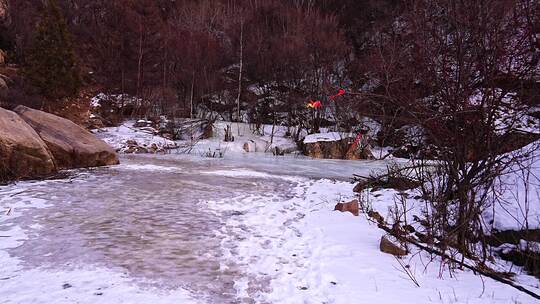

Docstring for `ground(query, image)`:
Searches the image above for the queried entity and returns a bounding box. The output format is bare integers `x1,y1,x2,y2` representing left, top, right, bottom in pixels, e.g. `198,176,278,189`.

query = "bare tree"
363,0,540,258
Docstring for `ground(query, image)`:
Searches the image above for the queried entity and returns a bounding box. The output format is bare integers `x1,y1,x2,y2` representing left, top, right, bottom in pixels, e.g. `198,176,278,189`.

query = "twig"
394,255,421,287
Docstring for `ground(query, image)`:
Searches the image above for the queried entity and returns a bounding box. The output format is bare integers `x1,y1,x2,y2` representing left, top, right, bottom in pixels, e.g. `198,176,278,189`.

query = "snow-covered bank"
93,122,178,153
93,120,397,160
358,141,540,233
93,121,299,156
204,170,539,303
205,122,299,154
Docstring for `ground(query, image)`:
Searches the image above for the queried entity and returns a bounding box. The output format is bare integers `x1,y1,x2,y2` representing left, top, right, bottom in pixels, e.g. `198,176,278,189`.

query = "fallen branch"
352,164,429,183
378,224,540,300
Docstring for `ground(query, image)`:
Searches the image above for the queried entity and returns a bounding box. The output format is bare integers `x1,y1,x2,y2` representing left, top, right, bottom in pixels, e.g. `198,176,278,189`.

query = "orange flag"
307,100,322,108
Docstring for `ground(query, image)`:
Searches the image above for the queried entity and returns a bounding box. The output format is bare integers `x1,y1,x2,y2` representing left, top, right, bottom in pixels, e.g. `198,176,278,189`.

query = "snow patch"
93,121,177,153
303,132,354,144
117,164,182,172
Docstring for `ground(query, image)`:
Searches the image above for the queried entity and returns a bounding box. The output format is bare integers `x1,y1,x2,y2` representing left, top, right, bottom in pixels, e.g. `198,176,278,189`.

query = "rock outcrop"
14,106,119,169
303,132,373,160
0,107,56,180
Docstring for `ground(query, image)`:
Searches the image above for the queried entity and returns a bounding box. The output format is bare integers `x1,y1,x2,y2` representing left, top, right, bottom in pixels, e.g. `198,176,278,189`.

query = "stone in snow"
334,199,360,216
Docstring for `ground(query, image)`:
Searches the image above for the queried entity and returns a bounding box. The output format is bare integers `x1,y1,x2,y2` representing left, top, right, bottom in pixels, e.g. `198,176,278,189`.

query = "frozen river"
1,154,537,304
0,154,392,303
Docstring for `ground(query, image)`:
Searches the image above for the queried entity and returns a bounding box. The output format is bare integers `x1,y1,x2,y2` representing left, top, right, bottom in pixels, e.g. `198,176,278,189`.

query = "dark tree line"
1,0,366,120
1,0,536,135
22,0,80,102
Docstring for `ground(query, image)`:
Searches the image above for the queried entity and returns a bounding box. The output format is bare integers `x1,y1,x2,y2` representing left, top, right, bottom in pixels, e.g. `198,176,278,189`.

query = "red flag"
330,89,346,100
348,133,364,155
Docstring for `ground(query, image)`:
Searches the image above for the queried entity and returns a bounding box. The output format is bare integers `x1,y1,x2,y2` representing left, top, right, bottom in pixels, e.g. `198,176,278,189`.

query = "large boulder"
14,106,119,169
0,107,56,180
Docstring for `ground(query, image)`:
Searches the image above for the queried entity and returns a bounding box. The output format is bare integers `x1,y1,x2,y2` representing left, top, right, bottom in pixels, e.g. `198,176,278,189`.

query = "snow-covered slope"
486,142,540,231
193,121,299,155
93,121,299,156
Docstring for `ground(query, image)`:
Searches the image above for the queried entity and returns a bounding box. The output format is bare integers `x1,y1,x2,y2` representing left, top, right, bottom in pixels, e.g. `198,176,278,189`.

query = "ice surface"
0,155,387,303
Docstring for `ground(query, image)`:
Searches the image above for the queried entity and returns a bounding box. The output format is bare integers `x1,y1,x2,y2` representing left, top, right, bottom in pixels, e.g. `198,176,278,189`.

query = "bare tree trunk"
270,114,276,145
137,21,144,97
236,19,244,134
269,100,276,149
190,71,195,119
